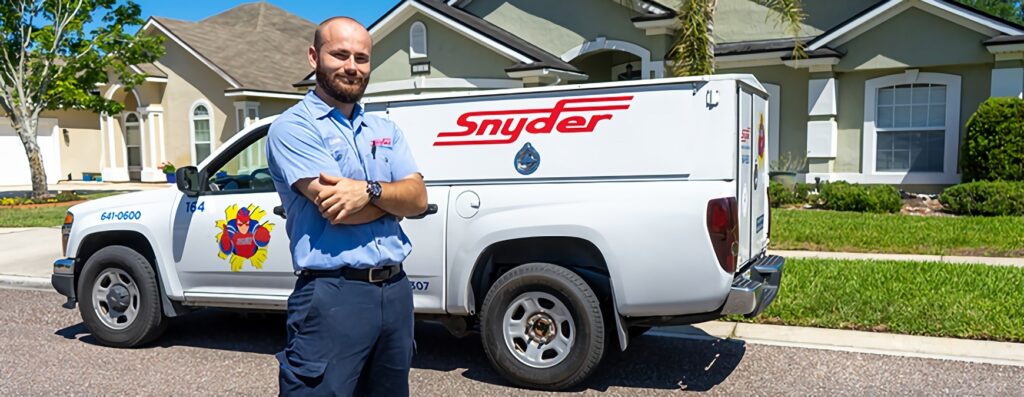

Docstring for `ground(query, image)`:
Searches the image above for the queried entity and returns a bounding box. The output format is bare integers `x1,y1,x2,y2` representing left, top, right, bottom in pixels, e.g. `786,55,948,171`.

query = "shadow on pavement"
56,309,744,392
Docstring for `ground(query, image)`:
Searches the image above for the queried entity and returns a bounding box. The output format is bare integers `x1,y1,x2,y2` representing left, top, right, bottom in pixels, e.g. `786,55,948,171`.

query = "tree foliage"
0,0,163,196
672,0,806,77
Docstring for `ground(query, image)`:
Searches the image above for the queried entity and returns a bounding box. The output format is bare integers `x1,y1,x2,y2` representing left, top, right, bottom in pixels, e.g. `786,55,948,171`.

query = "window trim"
122,111,143,169
862,71,961,183
189,99,215,166
198,125,273,196
409,21,427,59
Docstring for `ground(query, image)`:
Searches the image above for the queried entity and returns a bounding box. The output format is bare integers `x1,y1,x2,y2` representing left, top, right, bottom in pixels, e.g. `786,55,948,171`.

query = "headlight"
62,212,73,256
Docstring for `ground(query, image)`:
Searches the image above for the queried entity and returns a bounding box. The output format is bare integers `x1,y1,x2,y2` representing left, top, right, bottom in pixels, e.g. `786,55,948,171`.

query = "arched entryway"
100,83,166,182
561,38,662,83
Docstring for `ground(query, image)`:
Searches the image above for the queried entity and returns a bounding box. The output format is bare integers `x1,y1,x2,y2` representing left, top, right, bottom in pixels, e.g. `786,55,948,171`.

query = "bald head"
313,16,369,52
308,16,373,105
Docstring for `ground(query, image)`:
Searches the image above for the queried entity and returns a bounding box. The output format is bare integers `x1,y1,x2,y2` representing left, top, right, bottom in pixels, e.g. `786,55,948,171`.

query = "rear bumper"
52,258,76,304
720,255,784,317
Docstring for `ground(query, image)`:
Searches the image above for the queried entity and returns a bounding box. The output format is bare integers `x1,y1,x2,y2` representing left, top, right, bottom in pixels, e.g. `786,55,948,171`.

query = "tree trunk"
13,118,49,199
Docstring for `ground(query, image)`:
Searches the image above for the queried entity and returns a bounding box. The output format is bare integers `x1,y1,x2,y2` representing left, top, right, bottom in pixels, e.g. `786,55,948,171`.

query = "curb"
0,275,52,291
770,249,1024,268
652,322,1024,367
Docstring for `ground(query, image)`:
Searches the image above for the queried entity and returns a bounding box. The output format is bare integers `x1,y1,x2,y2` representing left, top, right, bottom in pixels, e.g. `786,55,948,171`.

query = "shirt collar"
304,90,366,127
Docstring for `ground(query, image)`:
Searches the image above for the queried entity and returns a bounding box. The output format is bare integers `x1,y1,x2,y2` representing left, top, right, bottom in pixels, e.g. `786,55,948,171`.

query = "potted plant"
159,161,177,183
769,152,807,189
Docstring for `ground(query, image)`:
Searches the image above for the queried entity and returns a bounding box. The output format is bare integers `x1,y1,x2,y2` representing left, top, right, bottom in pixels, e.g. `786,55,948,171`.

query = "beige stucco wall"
467,0,670,62
836,8,992,72
372,15,516,83
47,110,102,179
154,36,235,168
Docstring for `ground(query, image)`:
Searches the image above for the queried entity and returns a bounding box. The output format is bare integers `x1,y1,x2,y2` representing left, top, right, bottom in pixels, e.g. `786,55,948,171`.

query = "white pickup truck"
52,74,784,390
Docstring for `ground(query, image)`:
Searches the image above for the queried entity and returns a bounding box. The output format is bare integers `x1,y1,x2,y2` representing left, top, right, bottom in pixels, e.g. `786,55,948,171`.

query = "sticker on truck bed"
433,96,633,146
216,204,275,272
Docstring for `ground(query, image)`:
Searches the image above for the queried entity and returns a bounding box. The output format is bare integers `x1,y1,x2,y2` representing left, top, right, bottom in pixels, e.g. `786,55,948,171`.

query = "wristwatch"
366,181,382,202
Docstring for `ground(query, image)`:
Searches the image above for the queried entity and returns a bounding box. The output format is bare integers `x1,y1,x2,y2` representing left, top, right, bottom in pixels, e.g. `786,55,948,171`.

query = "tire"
480,263,605,390
77,245,167,347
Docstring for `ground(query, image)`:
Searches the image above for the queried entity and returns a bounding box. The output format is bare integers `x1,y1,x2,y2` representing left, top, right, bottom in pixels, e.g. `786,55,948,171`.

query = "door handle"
273,205,286,219
408,204,438,220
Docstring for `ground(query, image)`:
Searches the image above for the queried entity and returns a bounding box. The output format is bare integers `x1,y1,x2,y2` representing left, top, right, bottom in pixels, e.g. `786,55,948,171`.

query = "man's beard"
316,65,369,104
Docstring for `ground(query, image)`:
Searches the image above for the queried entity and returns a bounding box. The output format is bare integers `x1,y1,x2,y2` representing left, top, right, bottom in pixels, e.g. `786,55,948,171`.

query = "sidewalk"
770,249,1024,268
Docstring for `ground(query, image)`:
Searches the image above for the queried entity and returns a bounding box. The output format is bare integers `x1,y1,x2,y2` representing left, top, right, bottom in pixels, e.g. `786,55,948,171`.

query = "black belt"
295,264,402,283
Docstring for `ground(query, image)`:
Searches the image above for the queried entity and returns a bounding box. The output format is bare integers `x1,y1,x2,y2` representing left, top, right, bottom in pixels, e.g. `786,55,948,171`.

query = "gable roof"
807,0,1024,51
295,0,583,87
143,2,315,94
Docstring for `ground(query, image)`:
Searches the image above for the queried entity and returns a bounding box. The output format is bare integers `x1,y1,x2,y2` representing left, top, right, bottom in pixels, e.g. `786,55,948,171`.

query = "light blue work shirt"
266,91,420,271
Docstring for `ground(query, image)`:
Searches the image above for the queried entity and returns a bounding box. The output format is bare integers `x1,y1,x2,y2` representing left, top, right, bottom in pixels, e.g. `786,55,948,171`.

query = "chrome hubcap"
91,268,140,330
503,291,575,369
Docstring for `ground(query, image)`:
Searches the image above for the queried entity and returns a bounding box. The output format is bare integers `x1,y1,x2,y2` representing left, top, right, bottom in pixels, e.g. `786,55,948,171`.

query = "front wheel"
480,263,605,390
77,246,166,347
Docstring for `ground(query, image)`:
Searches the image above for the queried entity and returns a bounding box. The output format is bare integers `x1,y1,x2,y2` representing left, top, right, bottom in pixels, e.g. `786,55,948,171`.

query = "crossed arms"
294,173,428,225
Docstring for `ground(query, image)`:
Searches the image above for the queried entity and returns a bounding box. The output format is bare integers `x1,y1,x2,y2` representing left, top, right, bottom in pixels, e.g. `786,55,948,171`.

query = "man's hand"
315,173,371,224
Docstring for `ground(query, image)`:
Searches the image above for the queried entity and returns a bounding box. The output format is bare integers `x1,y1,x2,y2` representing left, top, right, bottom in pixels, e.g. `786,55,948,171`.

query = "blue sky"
132,0,400,28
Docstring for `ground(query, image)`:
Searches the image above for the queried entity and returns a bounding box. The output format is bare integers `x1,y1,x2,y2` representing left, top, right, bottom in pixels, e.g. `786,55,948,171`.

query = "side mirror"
176,166,202,197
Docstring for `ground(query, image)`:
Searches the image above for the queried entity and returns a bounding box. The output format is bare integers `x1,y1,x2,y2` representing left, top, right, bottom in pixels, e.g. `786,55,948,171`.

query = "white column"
138,105,165,182
101,113,129,182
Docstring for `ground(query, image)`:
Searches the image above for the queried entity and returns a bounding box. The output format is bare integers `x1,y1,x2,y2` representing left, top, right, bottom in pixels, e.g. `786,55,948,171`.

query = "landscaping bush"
818,181,901,213
940,181,1024,216
962,97,1024,182
769,182,814,208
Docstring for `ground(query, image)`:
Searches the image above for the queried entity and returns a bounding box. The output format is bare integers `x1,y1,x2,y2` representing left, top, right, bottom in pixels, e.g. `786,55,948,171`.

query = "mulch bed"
0,199,87,209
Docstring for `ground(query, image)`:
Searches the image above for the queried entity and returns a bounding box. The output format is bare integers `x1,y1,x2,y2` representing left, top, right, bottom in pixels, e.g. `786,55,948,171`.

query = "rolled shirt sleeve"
266,117,341,192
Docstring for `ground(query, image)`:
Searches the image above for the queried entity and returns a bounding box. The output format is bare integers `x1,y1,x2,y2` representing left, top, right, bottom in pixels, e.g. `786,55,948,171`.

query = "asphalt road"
2,288,1023,396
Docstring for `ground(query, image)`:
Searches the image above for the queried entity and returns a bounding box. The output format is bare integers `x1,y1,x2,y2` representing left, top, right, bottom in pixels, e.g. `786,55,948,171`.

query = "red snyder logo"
433,96,633,146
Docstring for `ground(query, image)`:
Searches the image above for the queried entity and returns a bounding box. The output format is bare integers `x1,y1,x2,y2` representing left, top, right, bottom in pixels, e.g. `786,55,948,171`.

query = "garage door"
0,117,61,187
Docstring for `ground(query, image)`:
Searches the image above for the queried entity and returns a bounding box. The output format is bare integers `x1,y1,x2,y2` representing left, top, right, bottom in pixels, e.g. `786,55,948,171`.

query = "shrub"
818,181,901,213
769,182,815,208
962,97,1024,182
940,181,1024,216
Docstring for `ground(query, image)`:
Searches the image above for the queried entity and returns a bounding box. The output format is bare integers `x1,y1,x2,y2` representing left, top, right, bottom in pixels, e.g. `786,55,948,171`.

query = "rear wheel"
78,246,166,347
480,263,605,390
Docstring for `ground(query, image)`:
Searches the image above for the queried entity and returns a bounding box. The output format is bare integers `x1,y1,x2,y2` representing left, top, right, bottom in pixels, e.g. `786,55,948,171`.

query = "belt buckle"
367,267,388,283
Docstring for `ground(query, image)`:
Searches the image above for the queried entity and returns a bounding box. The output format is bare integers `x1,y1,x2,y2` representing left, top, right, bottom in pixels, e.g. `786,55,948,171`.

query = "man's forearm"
375,175,427,217
339,204,387,225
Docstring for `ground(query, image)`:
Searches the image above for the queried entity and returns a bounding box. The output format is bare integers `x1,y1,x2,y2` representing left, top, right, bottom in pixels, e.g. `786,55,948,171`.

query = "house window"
409,21,427,59
191,102,213,164
874,84,946,172
862,72,960,183
124,113,142,169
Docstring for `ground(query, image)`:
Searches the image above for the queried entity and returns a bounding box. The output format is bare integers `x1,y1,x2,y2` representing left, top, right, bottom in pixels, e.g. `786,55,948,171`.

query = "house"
0,2,314,186
309,0,1024,191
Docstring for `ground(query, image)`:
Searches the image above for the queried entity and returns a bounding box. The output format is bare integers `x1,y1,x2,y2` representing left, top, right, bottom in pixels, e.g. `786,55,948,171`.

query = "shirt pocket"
366,147,394,182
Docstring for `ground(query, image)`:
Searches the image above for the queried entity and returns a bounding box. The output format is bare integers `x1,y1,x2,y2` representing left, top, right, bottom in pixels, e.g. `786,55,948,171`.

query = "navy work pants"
277,270,414,396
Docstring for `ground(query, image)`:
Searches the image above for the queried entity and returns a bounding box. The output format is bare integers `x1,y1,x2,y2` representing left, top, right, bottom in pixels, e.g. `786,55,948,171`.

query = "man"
266,16,427,396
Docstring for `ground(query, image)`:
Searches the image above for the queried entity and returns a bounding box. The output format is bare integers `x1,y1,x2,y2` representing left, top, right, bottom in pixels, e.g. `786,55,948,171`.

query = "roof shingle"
149,2,314,93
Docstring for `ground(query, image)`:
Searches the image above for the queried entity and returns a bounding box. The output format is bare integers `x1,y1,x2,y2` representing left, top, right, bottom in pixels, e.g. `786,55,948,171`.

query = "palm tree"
672,0,806,76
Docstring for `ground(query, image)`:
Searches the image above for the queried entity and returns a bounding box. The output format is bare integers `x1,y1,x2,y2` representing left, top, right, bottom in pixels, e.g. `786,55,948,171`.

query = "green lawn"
771,208,1024,257
0,192,124,228
729,258,1024,342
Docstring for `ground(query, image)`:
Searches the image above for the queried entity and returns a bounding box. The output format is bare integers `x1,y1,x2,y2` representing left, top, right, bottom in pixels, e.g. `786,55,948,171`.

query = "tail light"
706,197,738,273
62,212,73,256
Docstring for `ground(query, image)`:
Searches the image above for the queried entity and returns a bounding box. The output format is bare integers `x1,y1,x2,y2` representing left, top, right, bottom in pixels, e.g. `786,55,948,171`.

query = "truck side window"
208,135,273,193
